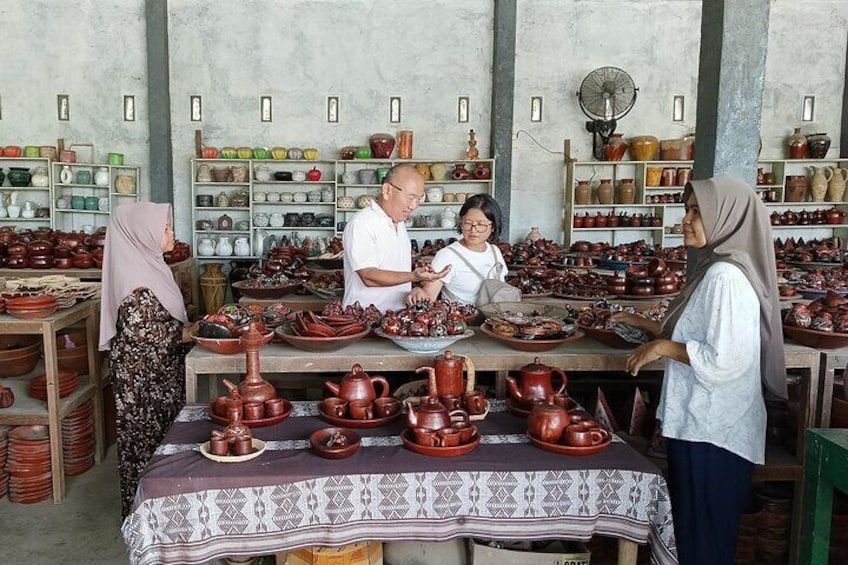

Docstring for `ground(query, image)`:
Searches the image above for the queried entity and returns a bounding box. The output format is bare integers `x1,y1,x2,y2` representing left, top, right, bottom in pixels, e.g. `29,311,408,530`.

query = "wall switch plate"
672,95,685,122
530,96,543,122
57,94,70,121
802,95,815,122
458,96,469,123
190,95,202,121
123,95,135,121
390,96,402,123
261,96,272,122
327,96,339,123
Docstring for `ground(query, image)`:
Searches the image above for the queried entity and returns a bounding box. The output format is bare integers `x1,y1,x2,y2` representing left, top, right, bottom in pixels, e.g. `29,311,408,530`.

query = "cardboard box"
277,541,382,565
471,539,590,565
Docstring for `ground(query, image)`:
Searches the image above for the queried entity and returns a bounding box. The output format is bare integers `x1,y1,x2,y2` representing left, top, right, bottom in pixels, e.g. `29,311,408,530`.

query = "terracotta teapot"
506,357,567,407
325,363,390,403
405,395,468,431
417,350,476,398
527,397,569,443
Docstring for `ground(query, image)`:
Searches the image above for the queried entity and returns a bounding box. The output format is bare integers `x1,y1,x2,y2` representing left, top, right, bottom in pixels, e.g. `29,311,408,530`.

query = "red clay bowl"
190,329,274,355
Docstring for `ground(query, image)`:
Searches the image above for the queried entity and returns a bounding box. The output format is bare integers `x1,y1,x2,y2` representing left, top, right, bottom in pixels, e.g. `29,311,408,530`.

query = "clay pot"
784,176,808,202
806,133,831,159
405,395,468,431
506,357,567,407
787,127,807,159
369,133,396,159
324,363,390,404
809,166,832,202
628,135,659,161
604,133,626,161
451,164,470,180
596,179,613,205
528,400,569,443
575,180,591,205
616,179,636,204
660,138,687,161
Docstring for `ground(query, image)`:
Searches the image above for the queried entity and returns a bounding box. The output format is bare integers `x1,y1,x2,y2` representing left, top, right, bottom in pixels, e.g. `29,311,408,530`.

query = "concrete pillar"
693,0,770,187
146,0,174,204
841,31,848,159
491,0,517,231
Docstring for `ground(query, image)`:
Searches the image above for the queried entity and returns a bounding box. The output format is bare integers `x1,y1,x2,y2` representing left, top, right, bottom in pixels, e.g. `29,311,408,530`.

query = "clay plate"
480,323,583,352
8,425,50,442
317,403,402,429
191,329,274,355
200,438,266,463
526,431,612,456
309,427,361,459
206,400,292,428
783,325,848,349
275,323,370,353
578,325,639,349
232,280,301,299
400,428,480,457
797,287,848,300
478,301,571,321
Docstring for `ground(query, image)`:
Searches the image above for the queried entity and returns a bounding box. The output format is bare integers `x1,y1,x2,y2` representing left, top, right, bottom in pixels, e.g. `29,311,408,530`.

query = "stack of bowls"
0,426,9,498
0,335,41,377
62,402,95,476
28,370,79,401
755,487,792,562
5,295,58,320
6,425,52,504
734,498,762,564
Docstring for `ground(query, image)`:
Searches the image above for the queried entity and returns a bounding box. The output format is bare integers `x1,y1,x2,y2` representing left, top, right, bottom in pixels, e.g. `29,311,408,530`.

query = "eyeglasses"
387,181,423,204
460,221,493,232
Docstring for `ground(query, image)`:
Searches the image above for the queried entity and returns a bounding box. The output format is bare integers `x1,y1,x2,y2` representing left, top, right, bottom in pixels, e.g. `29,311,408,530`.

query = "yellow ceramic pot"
415,163,431,181
237,147,253,159
270,147,288,160
303,148,319,160
629,136,659,161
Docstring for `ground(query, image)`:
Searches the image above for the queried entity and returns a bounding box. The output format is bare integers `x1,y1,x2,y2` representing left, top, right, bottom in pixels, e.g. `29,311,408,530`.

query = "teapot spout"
416,366,438,397
506,376,522,401
324,380,341,397
404,399,419,427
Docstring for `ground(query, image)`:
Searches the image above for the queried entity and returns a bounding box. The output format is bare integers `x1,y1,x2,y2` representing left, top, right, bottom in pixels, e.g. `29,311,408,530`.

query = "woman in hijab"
99,202,197,519
612,176,786,565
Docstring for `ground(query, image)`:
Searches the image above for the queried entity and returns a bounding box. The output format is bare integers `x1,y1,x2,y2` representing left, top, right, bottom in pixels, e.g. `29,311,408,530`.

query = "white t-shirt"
657,262,766,464
342,199,411,312
430,240,507,305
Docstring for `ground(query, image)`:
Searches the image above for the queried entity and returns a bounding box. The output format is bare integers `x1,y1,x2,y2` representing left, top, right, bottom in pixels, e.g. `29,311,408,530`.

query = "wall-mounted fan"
577,67,638,160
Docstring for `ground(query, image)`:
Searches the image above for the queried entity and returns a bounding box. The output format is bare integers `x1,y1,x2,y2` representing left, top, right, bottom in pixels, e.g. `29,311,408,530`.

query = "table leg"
208,374,219,404
43,320,66,503
186,365,198,404
821,353,835,427
800,432,833,564
617,539,638,565
495,370,508,399
87,303,105,463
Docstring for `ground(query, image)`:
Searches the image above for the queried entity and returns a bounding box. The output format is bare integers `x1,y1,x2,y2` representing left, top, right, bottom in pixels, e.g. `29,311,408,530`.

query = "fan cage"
578,66,637,120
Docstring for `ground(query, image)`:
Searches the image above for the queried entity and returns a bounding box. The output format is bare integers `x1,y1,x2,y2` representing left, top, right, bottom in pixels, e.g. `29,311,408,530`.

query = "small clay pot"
244,402,265,421
209,437,229,456
437,427,462,447
232,437,253,456
413,427,439,446
264,398,286,417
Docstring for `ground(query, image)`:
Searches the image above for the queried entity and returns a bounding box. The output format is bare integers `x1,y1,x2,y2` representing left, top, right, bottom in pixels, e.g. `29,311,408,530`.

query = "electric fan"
576,67,638,160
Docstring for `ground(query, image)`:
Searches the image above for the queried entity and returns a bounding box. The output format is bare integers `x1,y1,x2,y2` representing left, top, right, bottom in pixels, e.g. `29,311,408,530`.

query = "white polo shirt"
342,199,411,312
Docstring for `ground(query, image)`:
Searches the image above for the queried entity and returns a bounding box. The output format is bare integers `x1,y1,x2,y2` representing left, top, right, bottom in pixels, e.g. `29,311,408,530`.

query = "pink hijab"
99,202,187,350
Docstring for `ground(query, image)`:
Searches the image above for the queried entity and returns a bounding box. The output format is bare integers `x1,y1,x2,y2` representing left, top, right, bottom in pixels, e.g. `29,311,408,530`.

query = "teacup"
322,397,348,418
453,422,476,443
439,394,461,411
443,192,456,203
413,427,439,447
463,390,486,415
232,437,253,456
454,192,467,203
437,427,462,447
373,397,401,418
265,398,286,417
209,437,229,456
244,402,265,421
565,423,608,447
348,399,374,420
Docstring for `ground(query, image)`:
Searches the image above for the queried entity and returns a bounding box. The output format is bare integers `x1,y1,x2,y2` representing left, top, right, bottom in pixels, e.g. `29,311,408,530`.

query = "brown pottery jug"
419,350,476,398
506,357,567,407
325,363,390,404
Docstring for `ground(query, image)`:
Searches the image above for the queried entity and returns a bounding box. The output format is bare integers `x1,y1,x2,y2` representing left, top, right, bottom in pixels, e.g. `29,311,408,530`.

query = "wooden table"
800,428,848,564
0,300,104,503
122,401,674,565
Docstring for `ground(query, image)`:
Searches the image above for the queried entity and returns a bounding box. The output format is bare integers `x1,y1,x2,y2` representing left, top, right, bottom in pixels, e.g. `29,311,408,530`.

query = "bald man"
342,164,449,312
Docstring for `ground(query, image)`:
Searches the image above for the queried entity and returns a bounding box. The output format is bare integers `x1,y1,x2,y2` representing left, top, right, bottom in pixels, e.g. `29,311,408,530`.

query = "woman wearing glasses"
407,193,506,305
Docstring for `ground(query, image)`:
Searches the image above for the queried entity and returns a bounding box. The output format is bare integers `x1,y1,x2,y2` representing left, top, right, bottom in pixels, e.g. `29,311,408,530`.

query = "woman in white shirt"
612,177,786,565
406,194,506,305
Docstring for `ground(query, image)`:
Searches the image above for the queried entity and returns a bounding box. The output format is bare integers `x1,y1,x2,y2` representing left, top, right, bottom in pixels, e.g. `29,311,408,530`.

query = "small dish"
310,427,361,460
479,323,583,352
400,428,480,458
526,431,612,456
200,439,266,463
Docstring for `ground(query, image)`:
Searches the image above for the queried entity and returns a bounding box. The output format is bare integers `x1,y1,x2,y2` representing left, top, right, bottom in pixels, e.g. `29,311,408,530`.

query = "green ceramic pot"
7,167,31,187
72,196,86,210
108,153,124,165
85,196,99,211
76,170,92,185
24,146,41,158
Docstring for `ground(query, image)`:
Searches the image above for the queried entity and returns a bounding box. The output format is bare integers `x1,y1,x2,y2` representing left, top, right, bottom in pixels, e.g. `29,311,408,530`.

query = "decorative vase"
451,164,469,180
196,162,212,182
59,165,73,184
30,167,50,187
787,128,807,159
827,167,848,202
604,133,627,161
232,166,248,183
784,176,808,202
472,162,491,180
617,179,636,204
465,129,479,160
809,166,832,202
75,169,92,185
215,236,233,256
430,163,448,181
575,180,591,205
806,133,831,159
415,163,431,181
646,166,663,187
525,227,542,242
628,135,659,161
115,175,136,194
94,167,110,187
398,131,414,159
369,134,396,159
596,179,613,205
199,263,227,315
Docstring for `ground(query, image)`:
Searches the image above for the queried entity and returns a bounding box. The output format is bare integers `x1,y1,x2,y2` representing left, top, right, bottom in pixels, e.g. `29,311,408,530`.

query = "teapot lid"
436,350,457,362
346,363,366,377
418,395,448,413
522,356,549,372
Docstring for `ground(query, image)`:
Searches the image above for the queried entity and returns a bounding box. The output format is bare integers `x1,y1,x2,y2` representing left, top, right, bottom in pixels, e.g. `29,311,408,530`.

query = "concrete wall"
1,1,846,242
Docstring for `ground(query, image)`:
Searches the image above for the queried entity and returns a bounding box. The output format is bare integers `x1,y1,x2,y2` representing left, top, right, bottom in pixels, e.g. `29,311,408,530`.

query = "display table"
0,300,104,503
800,428,848,564
122,401,675,565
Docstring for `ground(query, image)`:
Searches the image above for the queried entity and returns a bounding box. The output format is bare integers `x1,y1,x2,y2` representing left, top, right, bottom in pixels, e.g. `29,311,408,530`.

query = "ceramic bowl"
293,192,308,203
275,324,370,353
253,192,267,202
190,329,274,355
374,328,475,354
292,171,307,182
310,427,361,460
266,191,280,202
279,192,293,203
0,339,41,377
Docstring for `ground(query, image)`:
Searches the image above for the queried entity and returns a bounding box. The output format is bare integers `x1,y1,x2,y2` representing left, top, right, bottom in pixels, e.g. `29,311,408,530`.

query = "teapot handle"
463,356,476,392
448,408,470,425
371,375,391,398
552,368,568,394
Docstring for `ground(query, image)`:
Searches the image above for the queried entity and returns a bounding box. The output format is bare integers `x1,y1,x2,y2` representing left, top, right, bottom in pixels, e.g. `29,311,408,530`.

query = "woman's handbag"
446,246,521,306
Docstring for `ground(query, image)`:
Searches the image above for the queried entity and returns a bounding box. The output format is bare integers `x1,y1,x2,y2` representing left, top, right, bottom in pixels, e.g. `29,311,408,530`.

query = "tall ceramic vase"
200,263,227,315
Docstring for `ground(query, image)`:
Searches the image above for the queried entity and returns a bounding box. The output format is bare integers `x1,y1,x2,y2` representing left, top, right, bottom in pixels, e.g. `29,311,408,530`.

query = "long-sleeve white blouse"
657,261,766,464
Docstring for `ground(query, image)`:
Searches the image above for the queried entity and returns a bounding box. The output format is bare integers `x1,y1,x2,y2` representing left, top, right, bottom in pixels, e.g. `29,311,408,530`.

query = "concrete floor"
0,446,129,564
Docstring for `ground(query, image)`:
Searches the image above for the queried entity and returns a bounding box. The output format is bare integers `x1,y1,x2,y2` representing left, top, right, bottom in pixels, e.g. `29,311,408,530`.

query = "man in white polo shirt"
342,164,450,312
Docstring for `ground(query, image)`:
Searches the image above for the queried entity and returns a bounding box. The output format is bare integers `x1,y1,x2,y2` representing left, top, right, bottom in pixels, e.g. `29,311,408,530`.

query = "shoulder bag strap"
446,246,486,280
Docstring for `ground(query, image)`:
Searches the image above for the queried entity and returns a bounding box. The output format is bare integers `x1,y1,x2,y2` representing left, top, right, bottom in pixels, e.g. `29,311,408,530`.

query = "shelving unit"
0,157,53,228
564,157,848,248
190,158,495,261
51,162,140,232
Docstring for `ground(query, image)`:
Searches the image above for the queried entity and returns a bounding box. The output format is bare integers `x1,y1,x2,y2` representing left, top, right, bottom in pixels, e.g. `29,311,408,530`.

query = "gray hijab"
661,176,787,399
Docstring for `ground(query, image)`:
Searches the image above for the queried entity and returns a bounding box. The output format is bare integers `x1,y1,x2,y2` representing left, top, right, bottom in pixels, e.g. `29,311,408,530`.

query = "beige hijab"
99,202,187,350
661,176,787,399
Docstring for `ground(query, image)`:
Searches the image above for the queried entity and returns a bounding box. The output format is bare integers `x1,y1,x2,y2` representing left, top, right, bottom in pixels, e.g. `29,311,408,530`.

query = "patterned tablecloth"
122,401,676,565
